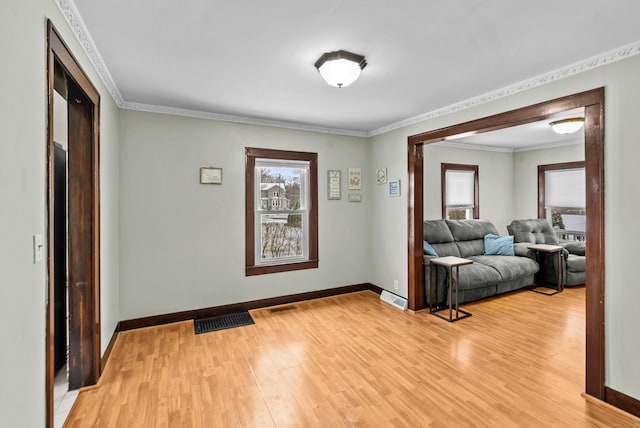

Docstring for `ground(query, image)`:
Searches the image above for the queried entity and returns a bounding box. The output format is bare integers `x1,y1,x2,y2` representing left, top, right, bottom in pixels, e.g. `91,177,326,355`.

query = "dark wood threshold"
604,386,640,418
119,283,384,332
100,326,120,372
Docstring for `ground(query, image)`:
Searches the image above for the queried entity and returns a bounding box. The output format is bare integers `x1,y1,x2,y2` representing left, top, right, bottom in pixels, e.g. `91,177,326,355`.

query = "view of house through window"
441,163,479,220
245,147,318,276
256,160,308,262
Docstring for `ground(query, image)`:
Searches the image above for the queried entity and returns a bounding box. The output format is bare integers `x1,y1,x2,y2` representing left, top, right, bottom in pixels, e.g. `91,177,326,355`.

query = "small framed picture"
348,167,362,190
348,193,362,202
200,167,223,184
327,170,341,200
376,168,387,184
388,179,401,197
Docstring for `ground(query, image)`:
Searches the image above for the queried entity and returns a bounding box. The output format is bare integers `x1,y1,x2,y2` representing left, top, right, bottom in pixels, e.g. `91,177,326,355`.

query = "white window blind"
545,168,585,208
445,170,475,207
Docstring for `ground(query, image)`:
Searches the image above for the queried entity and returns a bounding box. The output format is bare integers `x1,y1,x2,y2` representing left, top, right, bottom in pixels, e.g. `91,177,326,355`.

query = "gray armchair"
507,219,585,286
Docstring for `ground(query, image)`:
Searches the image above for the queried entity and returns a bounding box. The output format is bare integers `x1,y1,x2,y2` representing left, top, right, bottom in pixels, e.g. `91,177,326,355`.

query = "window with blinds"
545,168,585,209
538,162,586,239
441,163,479,220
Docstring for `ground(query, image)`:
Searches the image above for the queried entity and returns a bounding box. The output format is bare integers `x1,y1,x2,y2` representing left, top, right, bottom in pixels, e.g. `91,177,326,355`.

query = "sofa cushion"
566,254,586,272
468,255,539,282
563,241,586,256
509,219,559,245
424,219,454,244
431,242,461,258
484,234,515,256
455,239,485,258
446,219,499,241
454,263,503,290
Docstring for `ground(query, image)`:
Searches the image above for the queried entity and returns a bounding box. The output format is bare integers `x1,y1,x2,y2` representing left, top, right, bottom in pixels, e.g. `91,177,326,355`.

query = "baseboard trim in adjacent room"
604,386,640,418
119,283,384,331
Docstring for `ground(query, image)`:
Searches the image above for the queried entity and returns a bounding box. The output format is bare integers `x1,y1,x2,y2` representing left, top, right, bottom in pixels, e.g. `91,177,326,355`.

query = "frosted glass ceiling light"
549,118,585,134
314,50,367,88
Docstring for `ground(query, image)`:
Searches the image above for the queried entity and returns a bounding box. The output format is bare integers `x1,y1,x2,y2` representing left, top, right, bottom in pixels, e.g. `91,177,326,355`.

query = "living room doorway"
46,21,102,428
406,88,605,399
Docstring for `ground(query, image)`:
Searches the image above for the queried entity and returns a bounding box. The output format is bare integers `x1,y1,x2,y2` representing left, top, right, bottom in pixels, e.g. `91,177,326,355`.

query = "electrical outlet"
393,280,399,290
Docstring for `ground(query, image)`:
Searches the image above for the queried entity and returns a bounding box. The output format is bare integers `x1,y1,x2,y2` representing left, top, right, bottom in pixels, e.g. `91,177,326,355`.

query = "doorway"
406,88,605,399
46,21,101,428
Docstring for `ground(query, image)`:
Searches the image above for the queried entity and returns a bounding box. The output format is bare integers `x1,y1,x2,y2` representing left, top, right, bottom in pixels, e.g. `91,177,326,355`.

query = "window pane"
256,164,307,212
260,213,305,261
445,170,475,207
447,208,471,220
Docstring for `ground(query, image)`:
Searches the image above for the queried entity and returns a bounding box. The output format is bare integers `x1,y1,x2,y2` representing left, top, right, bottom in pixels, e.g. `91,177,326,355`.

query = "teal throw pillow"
423,241,438,257
484,234,514,256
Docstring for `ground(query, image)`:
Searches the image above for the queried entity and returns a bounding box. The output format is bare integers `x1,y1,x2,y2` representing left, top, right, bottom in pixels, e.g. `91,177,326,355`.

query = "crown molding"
368,40,640,137
54,0,124,106
122,102,369,137
55,0,639,139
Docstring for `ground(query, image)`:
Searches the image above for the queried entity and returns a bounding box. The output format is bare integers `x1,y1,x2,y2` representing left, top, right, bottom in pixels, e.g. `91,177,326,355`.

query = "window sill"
245,259,319,276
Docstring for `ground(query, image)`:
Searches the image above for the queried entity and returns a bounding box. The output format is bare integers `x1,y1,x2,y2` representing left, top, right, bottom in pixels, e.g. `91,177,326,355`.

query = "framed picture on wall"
388,179,401,197
348,167,362,190
327,170,341,200
200,167,223,184
376,168,387,184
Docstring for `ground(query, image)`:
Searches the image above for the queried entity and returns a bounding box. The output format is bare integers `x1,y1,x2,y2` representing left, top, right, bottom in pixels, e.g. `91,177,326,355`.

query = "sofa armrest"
514,242,532,257
561,241,586,256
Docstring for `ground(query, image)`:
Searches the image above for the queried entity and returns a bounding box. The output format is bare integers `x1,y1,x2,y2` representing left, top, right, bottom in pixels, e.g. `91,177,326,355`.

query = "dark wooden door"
54,143,68,374
66,83,98,390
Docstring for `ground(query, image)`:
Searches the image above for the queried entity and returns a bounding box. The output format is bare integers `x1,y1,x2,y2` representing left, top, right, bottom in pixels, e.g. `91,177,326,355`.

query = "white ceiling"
70,0,640,135
442,108,585,151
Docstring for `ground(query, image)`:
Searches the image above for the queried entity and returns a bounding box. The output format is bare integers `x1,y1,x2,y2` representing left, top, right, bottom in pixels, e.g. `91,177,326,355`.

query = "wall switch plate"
33,234,44,263
393,280,399,290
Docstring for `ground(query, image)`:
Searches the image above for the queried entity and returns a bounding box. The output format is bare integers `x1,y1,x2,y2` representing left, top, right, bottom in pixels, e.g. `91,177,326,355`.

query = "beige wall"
370,54,640,400
423,144,514,234
0,1,120,425
118,110,370,320
512,143,584,219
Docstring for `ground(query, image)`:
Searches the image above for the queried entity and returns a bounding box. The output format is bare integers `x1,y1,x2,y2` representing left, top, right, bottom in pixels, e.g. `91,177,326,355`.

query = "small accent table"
527,244,564,295
429,256,473,322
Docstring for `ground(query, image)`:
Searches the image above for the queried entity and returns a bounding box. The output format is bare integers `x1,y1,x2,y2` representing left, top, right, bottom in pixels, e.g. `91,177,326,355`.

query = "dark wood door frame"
407,88,605,399
46,21,101,428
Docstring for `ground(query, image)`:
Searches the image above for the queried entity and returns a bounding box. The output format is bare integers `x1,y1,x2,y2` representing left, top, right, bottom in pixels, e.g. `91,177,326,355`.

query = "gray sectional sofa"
508,219,586,286
424,219,539,305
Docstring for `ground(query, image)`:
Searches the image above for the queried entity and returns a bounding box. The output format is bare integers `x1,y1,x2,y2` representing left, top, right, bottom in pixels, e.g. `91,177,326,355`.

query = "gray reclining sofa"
424,219,539,305
508,219,586,286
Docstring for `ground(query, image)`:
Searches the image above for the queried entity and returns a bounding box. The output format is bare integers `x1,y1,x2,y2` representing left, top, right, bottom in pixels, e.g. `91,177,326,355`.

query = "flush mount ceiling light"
549,117,585,134
314,50,367,88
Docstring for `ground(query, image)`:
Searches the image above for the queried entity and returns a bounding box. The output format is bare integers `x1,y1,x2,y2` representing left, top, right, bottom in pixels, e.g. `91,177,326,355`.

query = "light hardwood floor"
65,288,640,427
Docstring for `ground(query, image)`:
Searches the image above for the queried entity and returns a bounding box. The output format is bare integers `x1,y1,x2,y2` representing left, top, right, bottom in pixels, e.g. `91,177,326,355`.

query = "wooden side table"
429,256,473,322
527,244,564,295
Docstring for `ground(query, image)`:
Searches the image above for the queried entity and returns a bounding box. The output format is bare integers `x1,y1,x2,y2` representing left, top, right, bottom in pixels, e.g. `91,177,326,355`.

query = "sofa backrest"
423,219,460,257
509,219,559,245
446,219,499,257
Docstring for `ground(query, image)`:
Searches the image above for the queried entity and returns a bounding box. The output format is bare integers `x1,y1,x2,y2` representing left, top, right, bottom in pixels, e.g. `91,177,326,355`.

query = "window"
538,161,586,236
245,148,318,276
441,163,479,219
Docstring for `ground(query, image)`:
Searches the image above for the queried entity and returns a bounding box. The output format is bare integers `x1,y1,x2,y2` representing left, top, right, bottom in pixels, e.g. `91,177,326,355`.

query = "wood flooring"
64,287,640,427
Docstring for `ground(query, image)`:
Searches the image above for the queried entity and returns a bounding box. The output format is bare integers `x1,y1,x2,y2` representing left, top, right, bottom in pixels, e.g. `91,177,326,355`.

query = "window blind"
545,168,585,208
445,170,475,207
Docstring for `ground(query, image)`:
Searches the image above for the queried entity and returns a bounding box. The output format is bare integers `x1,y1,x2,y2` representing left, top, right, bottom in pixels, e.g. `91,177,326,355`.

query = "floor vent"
380,290,408,311
194,312,255,334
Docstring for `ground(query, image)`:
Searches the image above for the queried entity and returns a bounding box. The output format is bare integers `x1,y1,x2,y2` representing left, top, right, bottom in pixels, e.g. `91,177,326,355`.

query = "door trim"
407,88,605,399
46,20,101,427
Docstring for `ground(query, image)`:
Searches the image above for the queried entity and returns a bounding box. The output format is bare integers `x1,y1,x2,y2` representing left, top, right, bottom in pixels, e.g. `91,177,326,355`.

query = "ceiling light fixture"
314,50,367,88
549,117,585,134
